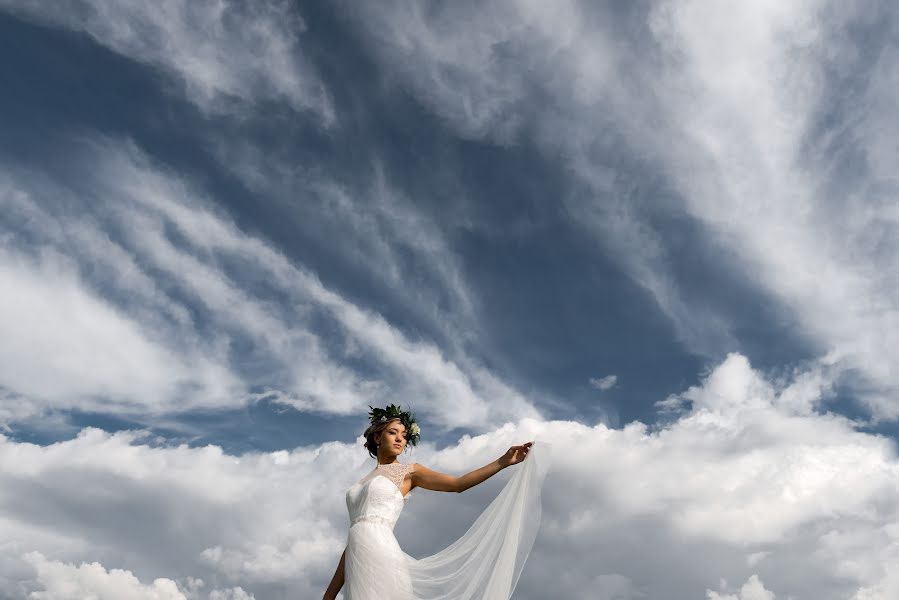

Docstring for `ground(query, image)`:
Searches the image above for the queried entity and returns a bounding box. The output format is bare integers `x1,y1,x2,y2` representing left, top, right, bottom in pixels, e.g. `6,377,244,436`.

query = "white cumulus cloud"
0,354,894,599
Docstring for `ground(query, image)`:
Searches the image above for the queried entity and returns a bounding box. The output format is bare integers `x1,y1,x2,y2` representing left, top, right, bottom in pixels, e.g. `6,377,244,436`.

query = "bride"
322,404,549,600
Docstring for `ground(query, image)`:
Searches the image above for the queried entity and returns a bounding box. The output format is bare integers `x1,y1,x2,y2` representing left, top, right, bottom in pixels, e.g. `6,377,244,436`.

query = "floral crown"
368,403,421,446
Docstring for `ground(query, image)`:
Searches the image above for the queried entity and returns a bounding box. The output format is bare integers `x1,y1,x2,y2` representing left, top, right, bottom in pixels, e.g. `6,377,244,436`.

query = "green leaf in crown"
368,403,421,446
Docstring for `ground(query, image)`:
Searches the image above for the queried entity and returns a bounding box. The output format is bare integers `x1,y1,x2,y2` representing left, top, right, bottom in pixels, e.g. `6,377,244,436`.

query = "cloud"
0,0,333,121
589,374,618,391
643,0,899,417
0,243,238,417
707,574,776,600
0,425,381,598
0,135,537,430
24,552,189,600
206,140,481,353
335,0,607,142
21,551,253,600
0,354,895,598
341,0,899,418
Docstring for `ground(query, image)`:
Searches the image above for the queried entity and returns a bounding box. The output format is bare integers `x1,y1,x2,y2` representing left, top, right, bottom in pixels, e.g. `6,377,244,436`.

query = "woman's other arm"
322,547,346,600
411,442,533,493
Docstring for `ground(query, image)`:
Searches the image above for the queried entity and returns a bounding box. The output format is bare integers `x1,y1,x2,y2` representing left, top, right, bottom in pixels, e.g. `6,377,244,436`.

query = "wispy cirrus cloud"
0,245,237,416
645,0,899,417
340,0,899,419
0,135,537,430
208,138,480,351
0,0,333,121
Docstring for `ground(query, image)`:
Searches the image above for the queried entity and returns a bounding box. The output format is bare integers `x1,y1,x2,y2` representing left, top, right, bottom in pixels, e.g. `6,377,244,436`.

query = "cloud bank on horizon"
0,355,897,599
0,0,897,598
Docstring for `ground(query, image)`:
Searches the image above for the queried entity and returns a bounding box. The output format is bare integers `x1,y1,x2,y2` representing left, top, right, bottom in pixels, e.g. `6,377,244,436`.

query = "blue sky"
1,2,898,599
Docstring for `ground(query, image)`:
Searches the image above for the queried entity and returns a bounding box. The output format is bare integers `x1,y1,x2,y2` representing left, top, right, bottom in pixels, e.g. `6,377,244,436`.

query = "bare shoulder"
409,462,460,493
410,462,443,477
409,462,425,479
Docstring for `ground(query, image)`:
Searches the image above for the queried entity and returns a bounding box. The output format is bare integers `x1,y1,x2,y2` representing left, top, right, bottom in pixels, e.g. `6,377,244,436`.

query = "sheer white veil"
404,441,552,599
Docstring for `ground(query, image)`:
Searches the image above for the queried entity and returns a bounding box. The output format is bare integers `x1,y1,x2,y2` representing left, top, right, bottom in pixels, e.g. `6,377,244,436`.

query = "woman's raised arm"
411,441,533,493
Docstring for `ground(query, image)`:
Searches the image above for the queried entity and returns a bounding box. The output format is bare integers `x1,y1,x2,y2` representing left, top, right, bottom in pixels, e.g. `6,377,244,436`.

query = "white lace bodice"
346,462,415,530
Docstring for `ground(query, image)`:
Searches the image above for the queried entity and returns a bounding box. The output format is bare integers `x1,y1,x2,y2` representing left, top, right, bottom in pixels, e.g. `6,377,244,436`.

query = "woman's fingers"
510,442,532,463
504,442,535,465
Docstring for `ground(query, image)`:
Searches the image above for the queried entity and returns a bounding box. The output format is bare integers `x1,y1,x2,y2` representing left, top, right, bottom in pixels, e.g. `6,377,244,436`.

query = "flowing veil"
404,441,552,599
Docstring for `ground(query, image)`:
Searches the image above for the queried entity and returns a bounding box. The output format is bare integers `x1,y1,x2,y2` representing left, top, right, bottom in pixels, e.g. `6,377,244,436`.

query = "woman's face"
379,420,408,457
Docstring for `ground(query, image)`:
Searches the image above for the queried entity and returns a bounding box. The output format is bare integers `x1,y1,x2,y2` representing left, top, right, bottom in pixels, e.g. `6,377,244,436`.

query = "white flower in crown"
410,423,420,436
380,416,387,422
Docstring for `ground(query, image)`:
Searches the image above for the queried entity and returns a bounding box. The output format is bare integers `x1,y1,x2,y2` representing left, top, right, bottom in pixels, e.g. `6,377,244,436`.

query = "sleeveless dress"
343,441,550,599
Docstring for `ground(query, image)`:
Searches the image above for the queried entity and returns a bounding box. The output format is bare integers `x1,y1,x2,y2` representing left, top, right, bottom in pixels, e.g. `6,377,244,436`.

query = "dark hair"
363,417,405,458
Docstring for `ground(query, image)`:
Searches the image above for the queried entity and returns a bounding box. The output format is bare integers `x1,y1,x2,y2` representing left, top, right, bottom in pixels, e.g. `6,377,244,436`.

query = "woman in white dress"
322,404,549,600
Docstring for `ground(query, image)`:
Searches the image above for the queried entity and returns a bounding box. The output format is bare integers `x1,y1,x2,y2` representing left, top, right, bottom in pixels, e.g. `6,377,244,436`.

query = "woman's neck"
377,453,400,466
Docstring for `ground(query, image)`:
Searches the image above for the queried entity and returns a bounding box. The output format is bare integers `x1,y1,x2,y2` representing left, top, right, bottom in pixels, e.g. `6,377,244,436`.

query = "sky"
0,1,898,599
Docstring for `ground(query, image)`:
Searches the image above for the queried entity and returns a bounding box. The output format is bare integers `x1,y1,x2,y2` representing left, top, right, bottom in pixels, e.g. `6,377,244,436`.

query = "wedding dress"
343,442,550,599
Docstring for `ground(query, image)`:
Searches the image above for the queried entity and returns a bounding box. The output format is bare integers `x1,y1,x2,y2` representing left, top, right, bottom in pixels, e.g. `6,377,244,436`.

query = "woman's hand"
499,441,533,468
